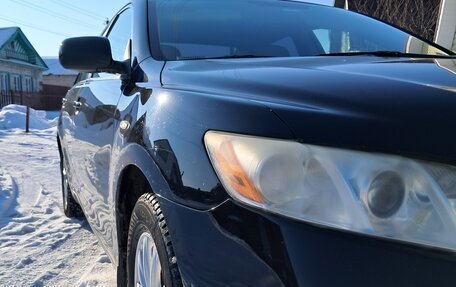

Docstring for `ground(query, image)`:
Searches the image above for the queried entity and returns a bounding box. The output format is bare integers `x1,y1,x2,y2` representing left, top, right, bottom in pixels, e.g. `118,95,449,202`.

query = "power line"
11,0,100,30
49,0,108,22
0,15,71,37
9,0,102,31
62,0,110,21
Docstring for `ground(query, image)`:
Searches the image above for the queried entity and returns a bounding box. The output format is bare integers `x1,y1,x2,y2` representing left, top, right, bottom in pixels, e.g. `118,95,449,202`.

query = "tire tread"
126,193,182,287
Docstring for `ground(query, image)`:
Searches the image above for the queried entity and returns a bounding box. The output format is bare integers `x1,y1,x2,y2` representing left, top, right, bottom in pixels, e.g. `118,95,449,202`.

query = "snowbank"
0,105,58,130
0,169,17,218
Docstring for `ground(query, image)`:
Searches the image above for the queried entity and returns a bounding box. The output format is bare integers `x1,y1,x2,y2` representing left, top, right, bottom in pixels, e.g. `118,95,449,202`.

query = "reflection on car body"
57,1,456,286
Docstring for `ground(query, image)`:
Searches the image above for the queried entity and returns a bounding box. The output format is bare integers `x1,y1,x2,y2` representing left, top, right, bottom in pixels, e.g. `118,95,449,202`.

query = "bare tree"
349,0,441,42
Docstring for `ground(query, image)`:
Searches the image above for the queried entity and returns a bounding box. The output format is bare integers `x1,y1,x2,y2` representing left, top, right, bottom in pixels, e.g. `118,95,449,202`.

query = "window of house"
23,76,33,92
12,75,22,92
0,73,9,94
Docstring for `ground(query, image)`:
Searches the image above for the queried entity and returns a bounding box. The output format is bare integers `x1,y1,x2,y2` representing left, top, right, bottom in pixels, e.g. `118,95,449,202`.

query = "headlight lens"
205,131,456,251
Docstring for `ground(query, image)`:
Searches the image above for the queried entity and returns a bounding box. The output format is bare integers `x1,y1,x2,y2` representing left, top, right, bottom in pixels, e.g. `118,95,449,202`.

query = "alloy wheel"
134,232,163,287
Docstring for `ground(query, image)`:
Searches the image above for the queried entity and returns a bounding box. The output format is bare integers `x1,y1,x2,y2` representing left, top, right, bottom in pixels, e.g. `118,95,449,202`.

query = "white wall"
42,75,77,88
436,0,456,51
0,61,43,92
453,29,456,50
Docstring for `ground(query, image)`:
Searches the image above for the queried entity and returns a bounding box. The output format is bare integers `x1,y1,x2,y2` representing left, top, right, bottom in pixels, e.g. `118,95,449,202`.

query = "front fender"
111,142,174,205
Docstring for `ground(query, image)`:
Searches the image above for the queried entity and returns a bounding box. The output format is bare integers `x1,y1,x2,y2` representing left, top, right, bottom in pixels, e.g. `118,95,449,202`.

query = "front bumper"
158,197,456,287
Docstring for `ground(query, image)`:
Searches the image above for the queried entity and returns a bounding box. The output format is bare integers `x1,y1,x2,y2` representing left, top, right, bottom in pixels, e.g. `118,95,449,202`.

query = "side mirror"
59,36,128,74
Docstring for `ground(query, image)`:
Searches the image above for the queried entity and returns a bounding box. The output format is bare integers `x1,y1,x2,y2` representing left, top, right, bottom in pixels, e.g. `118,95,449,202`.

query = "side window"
107,8,132,62
92,8,132,79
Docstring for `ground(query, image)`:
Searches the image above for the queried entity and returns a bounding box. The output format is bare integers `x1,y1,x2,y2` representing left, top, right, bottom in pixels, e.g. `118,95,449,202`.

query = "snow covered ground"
0,105,116,286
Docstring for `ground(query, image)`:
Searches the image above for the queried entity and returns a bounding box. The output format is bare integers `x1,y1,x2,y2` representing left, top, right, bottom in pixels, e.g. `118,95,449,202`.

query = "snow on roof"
42,57,78,76
0,27,19,48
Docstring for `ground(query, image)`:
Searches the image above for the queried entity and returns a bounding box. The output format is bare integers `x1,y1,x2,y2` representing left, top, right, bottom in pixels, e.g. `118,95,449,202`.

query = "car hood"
162,56,456,164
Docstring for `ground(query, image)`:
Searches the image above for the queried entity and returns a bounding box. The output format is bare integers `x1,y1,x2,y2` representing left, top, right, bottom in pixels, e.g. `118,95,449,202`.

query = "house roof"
0,27,48,70
0,27,18,48
42,57,77,76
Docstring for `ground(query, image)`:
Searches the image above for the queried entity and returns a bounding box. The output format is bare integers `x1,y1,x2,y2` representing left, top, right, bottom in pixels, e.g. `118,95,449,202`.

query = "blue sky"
0,0,128,56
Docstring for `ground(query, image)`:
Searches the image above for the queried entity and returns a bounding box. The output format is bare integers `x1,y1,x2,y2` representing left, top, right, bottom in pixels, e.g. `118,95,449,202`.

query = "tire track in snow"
0,129,115,286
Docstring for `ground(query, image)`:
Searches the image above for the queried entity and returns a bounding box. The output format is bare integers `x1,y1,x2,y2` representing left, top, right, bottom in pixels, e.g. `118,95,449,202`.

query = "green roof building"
0,27,48,96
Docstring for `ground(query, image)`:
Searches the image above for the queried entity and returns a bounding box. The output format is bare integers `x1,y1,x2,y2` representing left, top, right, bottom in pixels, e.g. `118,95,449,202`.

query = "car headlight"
204,131,456,251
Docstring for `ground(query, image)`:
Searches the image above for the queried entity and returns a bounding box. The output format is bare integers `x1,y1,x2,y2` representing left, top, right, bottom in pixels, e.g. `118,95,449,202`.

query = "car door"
69,7,132,256
60,72,89,196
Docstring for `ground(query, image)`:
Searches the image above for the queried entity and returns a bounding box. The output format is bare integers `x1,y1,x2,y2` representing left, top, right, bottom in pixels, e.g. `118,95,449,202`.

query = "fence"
348,0,442,42
0,91,43,110
0,91,14,108
0,87,68,111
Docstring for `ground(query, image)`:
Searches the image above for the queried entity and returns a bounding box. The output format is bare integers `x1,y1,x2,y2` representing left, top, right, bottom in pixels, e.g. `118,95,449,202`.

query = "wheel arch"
112,143,172,285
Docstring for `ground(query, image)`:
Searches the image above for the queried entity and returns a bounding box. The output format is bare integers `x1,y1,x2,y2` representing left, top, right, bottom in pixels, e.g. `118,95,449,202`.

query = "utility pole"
25,105,30,133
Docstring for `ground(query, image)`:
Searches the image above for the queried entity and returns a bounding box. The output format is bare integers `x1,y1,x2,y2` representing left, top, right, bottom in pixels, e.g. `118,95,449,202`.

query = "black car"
57,0,456,286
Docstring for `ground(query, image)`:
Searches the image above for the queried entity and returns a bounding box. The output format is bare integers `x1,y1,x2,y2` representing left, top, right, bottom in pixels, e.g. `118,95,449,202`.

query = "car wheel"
127,193,182,287
60,157,83,218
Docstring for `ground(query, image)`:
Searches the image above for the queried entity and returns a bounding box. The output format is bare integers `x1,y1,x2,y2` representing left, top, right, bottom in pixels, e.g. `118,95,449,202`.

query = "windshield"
149,0,450,60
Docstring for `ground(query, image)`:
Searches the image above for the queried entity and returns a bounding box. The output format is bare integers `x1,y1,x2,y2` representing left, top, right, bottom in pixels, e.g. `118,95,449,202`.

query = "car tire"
60,157,84,218
127,193,182,287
